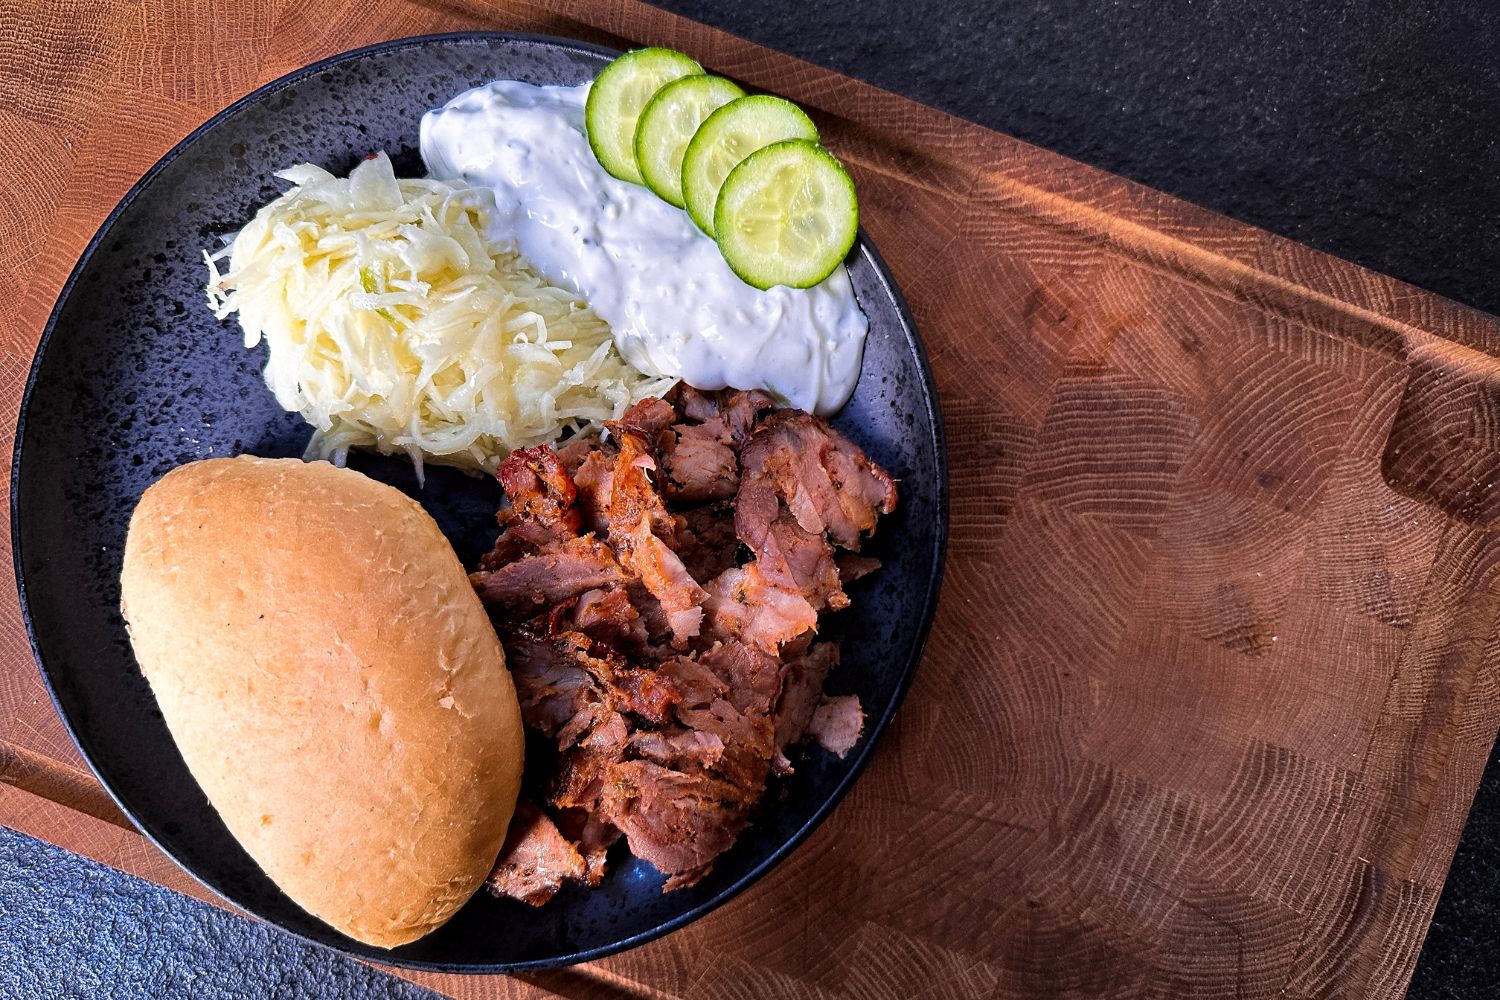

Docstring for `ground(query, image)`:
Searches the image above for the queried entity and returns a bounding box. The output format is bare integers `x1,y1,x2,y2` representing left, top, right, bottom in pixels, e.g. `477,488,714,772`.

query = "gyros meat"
471,387,897,900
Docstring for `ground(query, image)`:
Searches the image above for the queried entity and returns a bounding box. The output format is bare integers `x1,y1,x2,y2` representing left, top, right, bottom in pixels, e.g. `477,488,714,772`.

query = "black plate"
11,32,947,972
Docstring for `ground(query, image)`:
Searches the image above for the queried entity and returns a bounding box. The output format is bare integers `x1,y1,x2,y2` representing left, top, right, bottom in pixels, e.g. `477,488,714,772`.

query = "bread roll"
120,456,523,948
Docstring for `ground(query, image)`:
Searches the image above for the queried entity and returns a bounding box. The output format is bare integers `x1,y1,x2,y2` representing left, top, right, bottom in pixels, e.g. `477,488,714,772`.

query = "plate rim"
10,29,950,973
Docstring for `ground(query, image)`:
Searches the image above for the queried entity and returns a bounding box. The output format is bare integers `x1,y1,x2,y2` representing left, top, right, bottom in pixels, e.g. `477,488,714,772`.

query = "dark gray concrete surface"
701,0,1500,318
0,828,434,999
5,1,1499,996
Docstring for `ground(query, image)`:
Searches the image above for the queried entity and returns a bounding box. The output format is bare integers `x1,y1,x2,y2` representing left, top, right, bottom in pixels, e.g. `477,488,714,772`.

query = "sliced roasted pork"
628,727,728,771
485,803,586,906
564,586,648,651
734,476,845,611
606,430,705,644
660,421,738,502
552,710,629,814
611,395,677,439
470,535,622,610
498,445,583,535
718,389,778,447
675,385,724,424
479,516,571,570
555,809,620,887
772,642,840,774
505,631,600,742
702,564,818,654
571,449,615,536
474,388,891,904
673,502,739,584
600,760,755,890
808,695,864,757
739,411,897,550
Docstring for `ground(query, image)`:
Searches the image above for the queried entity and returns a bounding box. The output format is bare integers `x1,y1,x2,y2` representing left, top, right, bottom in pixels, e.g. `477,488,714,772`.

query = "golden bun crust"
120,456,523,948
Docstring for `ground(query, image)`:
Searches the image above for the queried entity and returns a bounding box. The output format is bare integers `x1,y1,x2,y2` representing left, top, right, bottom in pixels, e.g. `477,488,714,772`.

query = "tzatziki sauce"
419,81,869,415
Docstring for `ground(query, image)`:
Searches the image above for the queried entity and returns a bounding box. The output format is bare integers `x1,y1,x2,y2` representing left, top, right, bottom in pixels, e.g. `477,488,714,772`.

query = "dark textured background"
5,1,1499,996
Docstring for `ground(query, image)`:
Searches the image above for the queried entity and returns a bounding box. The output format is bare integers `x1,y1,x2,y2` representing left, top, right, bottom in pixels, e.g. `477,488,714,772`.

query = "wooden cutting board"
4,1,1500,997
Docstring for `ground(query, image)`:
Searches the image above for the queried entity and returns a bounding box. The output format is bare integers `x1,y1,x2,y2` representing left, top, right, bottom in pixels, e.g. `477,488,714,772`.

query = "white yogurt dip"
420,81,869,415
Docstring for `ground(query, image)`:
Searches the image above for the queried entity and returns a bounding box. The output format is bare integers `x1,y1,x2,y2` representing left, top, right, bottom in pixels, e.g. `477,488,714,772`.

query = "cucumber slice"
714,139,858,290
681,95,819,237
586,48,703,185
634,75,746,208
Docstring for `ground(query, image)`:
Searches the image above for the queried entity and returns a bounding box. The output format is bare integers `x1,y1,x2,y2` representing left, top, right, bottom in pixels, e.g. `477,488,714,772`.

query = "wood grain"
5,1,1500,997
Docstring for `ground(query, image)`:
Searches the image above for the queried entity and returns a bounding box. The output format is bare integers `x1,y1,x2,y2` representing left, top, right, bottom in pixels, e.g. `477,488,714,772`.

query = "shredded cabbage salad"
205,152,676,479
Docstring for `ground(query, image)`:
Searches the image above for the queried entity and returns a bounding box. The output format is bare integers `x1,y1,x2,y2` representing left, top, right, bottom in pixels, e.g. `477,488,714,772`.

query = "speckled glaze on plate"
11,33,947,972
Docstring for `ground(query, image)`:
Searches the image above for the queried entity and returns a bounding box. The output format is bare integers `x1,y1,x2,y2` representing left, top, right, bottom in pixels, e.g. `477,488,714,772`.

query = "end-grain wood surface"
5,2,1500,997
